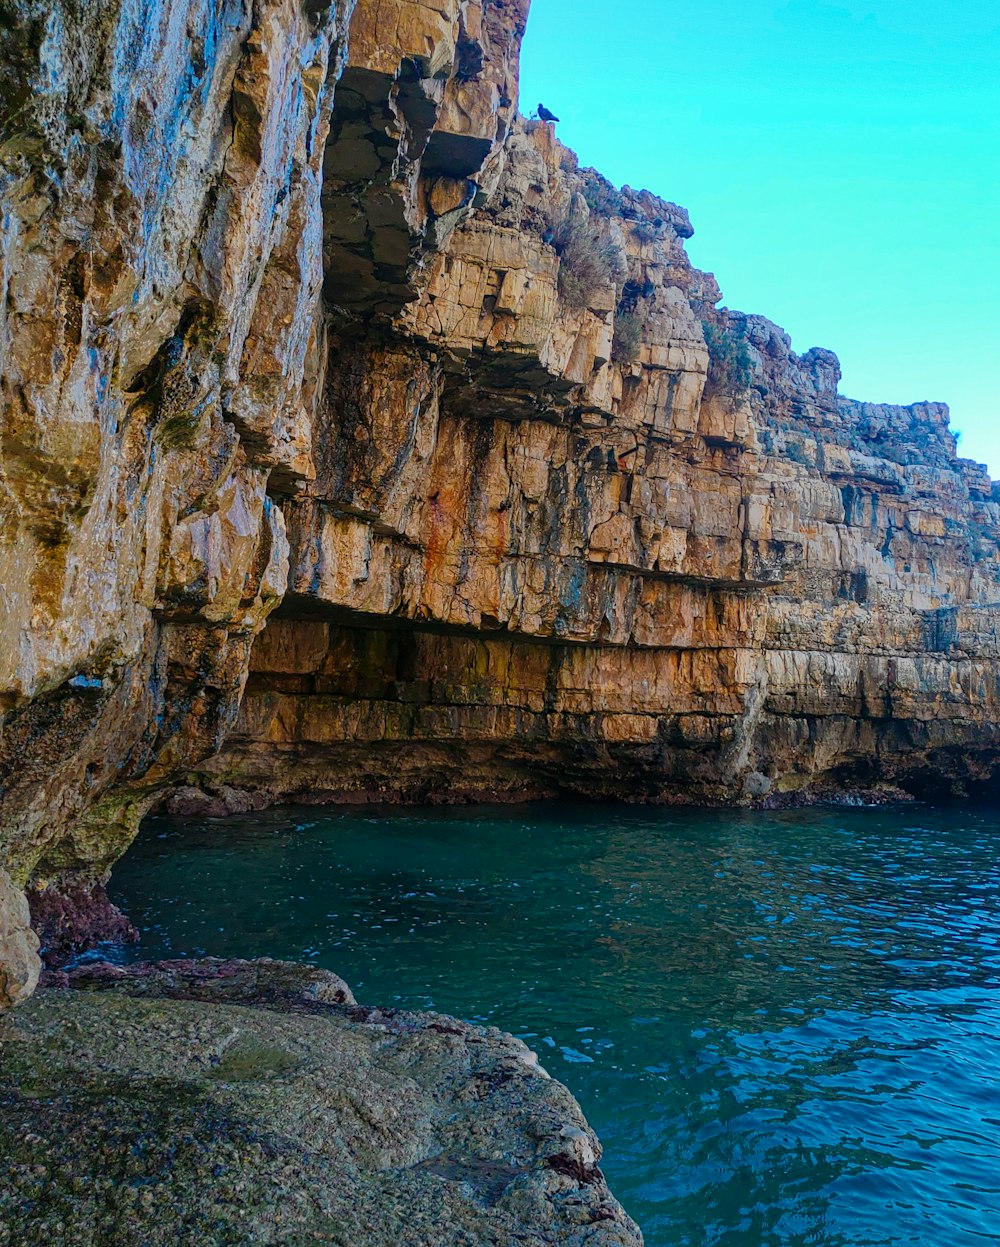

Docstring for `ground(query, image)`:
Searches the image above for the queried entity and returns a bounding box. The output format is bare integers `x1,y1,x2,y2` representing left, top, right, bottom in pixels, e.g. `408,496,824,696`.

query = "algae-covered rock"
0,958,642,1246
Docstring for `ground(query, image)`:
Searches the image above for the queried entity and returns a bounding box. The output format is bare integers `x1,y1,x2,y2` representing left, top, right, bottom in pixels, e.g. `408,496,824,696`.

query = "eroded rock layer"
196,117,1000,813
3,0,1000,972
1,0,352,892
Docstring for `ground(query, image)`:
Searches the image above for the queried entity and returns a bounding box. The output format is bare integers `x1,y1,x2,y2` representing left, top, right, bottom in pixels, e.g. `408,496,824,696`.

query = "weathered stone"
1,0,349,889
0,869,40,1010
0,960,641,1246
198,108,1000,813
27,879,138,966
57,955,357,1008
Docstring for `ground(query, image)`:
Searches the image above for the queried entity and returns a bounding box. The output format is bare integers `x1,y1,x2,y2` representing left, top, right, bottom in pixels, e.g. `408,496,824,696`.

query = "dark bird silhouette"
537,103,559,123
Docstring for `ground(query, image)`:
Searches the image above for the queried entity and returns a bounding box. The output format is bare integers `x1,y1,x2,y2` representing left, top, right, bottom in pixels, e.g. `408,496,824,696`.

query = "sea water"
104,803,1000,1246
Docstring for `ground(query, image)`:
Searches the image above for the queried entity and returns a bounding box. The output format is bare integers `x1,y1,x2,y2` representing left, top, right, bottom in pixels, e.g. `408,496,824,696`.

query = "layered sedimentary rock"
0,958,641,1245
3,0,1000,982
193,122,1000,814
0,0,354,942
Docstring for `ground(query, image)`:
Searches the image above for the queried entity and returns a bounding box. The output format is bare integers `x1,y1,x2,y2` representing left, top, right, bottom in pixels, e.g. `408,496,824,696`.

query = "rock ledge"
0,958,642,1246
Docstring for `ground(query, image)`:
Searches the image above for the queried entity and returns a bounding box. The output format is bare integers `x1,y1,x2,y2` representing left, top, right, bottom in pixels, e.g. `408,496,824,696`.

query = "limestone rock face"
0,868,40,1009
0,0,350,891
200,119,1000,812
3,0,1000,968
0,959,641,1245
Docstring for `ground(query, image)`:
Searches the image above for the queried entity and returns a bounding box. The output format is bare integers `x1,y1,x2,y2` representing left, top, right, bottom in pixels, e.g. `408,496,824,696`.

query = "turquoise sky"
519,1,1000,475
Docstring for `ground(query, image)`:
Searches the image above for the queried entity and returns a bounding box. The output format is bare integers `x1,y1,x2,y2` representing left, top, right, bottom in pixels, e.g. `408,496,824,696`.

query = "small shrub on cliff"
553,210,622,310
701,319,754,394
621,277,655,304
782,437,814,468
580,170,623,219
630,218,659,244
612,309,645,363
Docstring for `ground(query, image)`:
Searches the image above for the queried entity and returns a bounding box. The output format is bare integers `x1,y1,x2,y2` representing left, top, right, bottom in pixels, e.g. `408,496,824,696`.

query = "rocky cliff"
3,0,1000,982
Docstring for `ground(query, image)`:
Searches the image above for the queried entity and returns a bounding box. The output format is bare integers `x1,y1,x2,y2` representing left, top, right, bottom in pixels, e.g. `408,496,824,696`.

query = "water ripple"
106,803,1000,1247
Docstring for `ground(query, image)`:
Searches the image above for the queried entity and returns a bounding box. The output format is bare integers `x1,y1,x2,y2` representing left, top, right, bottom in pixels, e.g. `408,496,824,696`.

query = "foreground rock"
0,870,40,1008
0,958,642,1246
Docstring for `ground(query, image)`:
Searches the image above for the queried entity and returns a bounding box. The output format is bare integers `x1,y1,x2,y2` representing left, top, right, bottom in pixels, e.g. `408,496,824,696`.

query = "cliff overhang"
2,0,1000,987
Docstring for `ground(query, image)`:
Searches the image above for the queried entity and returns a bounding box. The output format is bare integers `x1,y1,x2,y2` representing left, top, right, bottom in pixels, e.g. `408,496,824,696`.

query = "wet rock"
27,881,138,966
0,959,641,1246
58,956,357,1008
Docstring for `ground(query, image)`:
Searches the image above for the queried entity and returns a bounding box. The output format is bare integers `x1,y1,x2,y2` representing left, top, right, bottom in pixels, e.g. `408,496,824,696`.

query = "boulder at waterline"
0,958,641,1247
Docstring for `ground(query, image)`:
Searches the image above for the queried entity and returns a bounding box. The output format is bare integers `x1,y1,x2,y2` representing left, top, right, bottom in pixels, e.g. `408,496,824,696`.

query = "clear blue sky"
520,1,1000,474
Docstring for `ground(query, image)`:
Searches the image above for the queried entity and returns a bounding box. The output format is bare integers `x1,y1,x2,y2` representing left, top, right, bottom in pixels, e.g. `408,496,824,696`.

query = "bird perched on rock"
537,103,559,123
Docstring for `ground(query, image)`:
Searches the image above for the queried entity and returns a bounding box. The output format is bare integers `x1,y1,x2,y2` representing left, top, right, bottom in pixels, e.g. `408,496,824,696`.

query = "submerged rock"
0,958,642,1246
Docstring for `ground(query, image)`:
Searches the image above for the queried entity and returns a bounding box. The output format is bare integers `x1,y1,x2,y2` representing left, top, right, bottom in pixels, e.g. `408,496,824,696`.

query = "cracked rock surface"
0,870,40,1009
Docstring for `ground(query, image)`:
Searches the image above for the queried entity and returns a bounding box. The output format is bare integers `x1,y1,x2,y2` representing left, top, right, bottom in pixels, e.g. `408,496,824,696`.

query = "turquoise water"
106,804,1000,1246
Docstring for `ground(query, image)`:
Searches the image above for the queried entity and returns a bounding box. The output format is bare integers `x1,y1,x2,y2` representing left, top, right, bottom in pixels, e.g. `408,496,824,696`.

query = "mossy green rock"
0,959,642,1246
